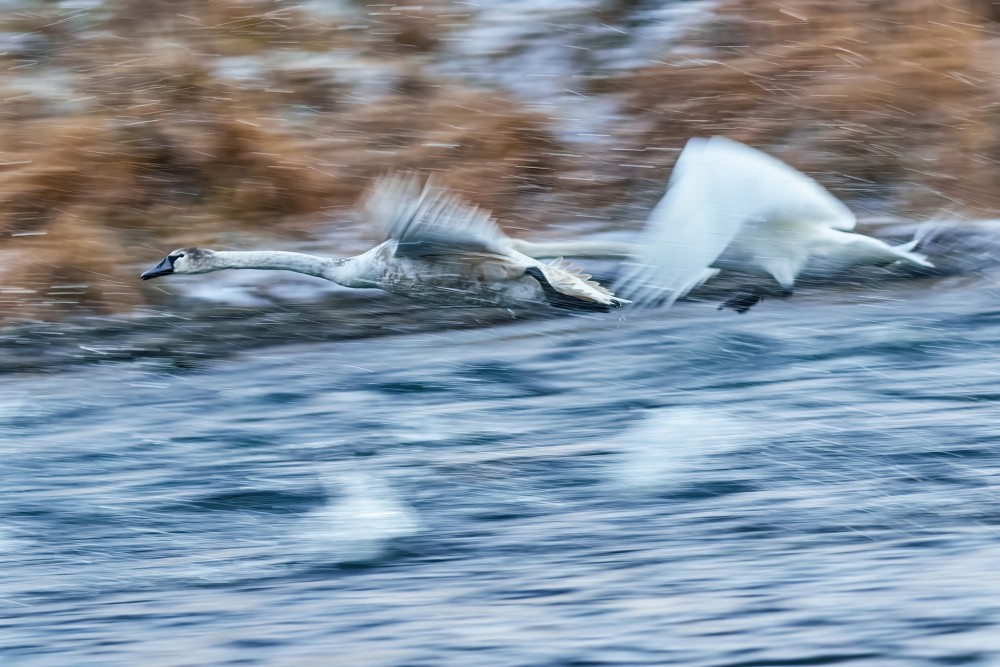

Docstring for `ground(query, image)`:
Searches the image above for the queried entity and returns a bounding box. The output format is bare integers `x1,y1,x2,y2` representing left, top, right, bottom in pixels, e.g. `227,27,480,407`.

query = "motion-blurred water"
3,228,1000,666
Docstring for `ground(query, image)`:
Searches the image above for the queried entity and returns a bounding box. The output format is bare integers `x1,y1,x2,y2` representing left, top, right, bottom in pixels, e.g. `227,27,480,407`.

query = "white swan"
140,174,625,312
512,137,933,311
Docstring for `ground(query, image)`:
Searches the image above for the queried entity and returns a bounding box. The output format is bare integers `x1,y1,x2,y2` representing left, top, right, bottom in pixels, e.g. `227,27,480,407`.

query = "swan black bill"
140,255,175,280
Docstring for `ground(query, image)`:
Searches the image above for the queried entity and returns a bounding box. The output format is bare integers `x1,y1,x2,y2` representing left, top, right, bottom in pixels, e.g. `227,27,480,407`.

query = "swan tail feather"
888,242,934,268
887,222,941,269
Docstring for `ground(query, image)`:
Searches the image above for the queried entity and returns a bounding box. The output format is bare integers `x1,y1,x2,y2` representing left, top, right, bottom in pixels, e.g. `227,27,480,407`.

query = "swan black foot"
719,286,793,314
524,266,613,313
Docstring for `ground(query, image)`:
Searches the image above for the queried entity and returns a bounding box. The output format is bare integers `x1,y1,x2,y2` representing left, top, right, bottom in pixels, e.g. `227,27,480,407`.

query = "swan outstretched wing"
524,257,626,311
541,257,620,304
612,138,740,307
363,173,509,257
614,136,856,307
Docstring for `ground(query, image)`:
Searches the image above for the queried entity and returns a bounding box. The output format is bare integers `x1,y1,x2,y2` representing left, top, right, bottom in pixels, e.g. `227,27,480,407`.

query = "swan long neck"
210,251,333,278
509,238,637,260
202,250,376,288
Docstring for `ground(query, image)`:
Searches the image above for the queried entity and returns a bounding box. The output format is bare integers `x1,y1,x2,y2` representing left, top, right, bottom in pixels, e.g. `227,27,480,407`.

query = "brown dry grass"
612,0,1000,213
0,3,560,319
0,212,144,319
335,85,563,213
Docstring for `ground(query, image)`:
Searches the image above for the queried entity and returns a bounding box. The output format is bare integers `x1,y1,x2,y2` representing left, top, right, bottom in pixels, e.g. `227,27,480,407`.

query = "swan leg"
718,284,794,314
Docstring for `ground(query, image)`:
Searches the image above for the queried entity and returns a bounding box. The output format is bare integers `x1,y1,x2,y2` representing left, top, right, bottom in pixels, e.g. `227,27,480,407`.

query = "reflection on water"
2,244,1000,665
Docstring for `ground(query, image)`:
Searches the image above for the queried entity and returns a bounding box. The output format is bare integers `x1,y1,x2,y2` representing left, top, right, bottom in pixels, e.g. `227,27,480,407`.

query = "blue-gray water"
3,231,1000,666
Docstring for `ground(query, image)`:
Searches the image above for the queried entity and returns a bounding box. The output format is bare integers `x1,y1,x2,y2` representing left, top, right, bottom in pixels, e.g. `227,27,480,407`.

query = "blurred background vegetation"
0,0,997,319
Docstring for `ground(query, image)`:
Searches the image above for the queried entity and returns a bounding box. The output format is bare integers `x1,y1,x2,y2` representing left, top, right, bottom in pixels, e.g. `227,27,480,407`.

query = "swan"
140,173,625,312
511,137,933,311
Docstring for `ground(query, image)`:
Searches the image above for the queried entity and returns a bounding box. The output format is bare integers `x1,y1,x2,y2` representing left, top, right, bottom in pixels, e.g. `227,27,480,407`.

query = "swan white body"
140,175,624,312
514,137,933,308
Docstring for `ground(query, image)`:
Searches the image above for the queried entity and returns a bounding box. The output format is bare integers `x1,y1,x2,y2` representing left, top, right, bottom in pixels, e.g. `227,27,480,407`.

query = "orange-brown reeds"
0,9,563,319
614,0,1000,213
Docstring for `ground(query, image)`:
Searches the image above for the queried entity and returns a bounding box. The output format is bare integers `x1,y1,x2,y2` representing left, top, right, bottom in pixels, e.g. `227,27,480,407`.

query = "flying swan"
140,173,626,312
141,138,932,314
509,136,934,311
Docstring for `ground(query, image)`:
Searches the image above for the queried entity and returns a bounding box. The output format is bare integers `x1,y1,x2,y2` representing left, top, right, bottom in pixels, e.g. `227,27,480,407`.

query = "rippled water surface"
4,252,1000,665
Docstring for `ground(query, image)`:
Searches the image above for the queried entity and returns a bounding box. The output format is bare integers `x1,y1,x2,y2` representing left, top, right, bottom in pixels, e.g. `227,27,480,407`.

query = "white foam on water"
297,469,421,564
610,407,762,493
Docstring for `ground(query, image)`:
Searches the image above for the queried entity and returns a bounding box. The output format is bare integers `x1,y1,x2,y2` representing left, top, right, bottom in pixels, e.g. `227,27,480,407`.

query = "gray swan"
141,173,626,312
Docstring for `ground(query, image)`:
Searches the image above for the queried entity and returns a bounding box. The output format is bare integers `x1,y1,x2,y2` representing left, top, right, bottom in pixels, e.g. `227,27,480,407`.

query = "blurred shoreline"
0,0,997,321
3,216,996,374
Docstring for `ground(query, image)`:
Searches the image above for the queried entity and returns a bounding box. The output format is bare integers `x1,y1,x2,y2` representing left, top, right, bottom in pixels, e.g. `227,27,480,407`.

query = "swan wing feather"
539,257,622,306
364,173,509,257
613,138,741,307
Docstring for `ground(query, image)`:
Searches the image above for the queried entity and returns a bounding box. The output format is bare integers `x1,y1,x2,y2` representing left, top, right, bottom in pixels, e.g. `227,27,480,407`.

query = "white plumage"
612,137,933,307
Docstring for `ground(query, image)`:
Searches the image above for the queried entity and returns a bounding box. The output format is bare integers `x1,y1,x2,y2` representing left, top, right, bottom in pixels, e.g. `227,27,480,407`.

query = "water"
3,231,1000,665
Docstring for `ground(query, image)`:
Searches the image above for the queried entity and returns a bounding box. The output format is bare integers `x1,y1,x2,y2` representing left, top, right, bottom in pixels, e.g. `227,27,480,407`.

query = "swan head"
140,248,216,280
